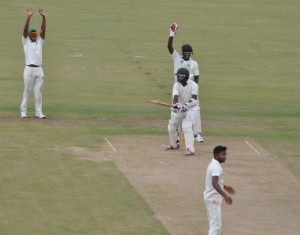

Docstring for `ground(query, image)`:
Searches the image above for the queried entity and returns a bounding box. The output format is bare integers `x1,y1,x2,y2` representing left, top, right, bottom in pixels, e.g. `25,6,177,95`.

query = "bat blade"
149,100,172,107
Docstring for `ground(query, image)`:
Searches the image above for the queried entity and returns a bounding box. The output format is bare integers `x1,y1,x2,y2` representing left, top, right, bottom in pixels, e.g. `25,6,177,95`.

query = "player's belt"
27,64,40,67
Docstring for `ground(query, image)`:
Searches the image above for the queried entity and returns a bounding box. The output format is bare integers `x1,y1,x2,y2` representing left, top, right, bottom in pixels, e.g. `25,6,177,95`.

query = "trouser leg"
20,67,34,114
205,200,222,235
168,112,184,147
193,109,202,135
33,76,44,115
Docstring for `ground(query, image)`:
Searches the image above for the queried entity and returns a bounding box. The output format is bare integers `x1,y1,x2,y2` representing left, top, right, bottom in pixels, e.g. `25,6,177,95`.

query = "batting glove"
171,103,180,113
169,22,178,37
179,104,188,113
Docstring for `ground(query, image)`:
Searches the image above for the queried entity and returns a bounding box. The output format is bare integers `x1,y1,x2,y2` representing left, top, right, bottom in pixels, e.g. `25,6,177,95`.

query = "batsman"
167,22,203,143
165,67,199,156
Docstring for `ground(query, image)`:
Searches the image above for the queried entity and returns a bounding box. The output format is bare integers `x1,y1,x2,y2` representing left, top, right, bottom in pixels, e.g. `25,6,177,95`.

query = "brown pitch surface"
70,136,300,235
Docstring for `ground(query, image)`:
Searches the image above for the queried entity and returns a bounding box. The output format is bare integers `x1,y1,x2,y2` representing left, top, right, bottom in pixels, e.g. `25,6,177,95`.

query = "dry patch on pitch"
75,136,300,235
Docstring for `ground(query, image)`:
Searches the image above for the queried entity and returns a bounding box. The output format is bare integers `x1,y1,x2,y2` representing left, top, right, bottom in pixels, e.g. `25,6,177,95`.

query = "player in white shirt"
165,68,200,156
20,8,46,119
168,23,203,143
204,146,236,235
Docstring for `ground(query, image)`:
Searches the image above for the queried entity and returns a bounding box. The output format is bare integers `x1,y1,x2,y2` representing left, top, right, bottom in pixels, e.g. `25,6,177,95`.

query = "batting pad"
182,119,194,152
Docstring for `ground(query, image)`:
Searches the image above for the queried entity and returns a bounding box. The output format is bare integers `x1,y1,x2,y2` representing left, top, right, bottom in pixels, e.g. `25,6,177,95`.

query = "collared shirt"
22,36,44,66
172,80,199,107
204,158,224,203
172,49,199,83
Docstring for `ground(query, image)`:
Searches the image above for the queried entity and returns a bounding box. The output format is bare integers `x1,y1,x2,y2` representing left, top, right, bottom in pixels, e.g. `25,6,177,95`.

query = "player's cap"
28,28,37,34
175,67,189,81
181,44,193,52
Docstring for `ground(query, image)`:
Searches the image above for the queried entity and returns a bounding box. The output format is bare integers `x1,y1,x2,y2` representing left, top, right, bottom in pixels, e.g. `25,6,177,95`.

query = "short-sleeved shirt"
204,158,224,203
172,80,198,108
22,36,44,66
172,49,199,83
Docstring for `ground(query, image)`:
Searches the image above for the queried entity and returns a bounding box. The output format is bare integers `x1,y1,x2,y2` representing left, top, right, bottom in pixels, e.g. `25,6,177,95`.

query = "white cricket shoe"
21,112,27,118
195,133,204,143
184,149,195,156
164,143,180,150
35,113,46,119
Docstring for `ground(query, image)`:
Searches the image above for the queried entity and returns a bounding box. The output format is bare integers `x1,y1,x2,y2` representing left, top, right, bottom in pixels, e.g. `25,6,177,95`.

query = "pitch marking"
244,140,260,155
105,138,117,153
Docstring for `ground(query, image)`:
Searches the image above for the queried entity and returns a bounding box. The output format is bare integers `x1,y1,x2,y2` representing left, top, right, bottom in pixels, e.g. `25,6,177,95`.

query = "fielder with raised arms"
168,22,203,143
20,8,46,119
165,68,199,156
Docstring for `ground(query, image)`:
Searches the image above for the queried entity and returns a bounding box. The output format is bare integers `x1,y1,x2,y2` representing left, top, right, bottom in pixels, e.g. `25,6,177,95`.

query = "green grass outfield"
0,0,299,234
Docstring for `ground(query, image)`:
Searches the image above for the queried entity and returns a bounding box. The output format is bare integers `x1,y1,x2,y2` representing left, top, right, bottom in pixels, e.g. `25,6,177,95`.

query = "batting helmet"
181,44,193,52
175,68,189,82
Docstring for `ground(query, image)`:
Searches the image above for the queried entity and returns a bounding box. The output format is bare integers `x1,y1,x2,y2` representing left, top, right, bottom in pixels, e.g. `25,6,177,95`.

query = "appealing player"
167,22,203,143
20,8,46,119
204,146,236,235
165,68,200,156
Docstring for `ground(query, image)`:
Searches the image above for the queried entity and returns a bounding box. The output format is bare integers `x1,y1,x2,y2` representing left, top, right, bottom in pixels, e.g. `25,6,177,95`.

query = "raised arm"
194,75,199,84
23,8,34,38
168,22,178,54
168,37,174,54
39,9,46,39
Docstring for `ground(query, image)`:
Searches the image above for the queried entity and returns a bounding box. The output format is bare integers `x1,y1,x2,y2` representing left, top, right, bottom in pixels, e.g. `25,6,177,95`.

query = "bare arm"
168,37,174,54
194,75,199,84
173,95,179,104
212,176,233,205
39,9,46,39
23,8,34,38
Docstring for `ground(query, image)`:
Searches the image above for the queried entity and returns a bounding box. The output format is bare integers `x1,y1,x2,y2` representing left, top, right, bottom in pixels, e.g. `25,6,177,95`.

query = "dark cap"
181,44,193,52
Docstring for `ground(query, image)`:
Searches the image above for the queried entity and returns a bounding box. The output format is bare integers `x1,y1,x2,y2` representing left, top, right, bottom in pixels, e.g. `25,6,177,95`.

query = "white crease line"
244,140,260,155
105,138,117,153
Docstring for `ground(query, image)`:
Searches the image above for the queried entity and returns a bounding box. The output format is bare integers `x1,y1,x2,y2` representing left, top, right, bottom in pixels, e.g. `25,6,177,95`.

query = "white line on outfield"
105,138,117,153
244,140,260,155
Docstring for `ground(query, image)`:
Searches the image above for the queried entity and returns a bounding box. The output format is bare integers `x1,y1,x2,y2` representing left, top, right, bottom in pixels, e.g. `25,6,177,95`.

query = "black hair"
213,146,227,155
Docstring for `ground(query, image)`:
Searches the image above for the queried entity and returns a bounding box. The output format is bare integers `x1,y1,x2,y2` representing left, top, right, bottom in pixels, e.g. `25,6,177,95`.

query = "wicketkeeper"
165,68,200,156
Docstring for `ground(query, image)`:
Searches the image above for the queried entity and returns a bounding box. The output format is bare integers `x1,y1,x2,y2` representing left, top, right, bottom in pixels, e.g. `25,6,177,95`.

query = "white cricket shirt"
22,36,44,66
204,158,224,203
172,80,198,107
172,49,199,83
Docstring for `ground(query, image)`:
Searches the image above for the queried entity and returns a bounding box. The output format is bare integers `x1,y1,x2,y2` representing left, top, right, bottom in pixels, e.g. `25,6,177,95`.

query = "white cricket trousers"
20,66,44,115
193,109,202,135
168,107,198,152
204,199,222,235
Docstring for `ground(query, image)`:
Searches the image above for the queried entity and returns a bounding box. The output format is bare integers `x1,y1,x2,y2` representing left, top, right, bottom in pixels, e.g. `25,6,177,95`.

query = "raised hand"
26,8,34,17
39,9,46,17
169,22,178,37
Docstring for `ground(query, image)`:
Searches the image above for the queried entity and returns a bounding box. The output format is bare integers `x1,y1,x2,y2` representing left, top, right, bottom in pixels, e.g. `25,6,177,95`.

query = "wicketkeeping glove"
169,22,178,37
